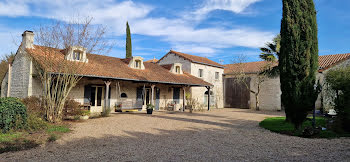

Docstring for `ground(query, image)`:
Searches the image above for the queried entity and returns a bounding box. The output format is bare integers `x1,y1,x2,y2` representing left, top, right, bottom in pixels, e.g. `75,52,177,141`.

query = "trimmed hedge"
0,97,27,133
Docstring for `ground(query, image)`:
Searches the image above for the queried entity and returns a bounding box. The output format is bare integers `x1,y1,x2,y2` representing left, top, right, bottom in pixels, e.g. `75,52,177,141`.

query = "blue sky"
0,0,349,64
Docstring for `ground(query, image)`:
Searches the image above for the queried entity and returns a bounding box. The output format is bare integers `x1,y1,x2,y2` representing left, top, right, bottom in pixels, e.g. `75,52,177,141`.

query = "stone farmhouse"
1,31,349,113
224,53,350,111
1,31,224,113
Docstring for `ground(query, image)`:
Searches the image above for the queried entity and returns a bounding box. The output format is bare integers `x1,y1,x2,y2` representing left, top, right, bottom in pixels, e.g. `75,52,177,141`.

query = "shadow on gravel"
132,114,258,130
1,123,348,161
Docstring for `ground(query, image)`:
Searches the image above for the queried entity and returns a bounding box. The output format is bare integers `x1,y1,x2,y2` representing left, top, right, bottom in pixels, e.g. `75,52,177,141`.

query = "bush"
27,113,48,131
22,96,45,118
47,134,57,142
63,98,83,117
326,67,350,132
0,97,27,133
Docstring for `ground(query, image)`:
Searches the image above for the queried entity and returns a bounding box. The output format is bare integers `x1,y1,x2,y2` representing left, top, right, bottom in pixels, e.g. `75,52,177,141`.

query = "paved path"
1,109,349,161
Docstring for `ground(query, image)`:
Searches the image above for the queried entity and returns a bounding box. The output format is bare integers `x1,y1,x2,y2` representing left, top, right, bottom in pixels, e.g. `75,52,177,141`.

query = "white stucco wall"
158,53,224,108
190,63,224,108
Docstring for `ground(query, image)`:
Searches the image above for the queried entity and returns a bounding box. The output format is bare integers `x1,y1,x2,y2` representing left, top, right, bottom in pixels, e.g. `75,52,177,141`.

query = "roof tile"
27,45,212,86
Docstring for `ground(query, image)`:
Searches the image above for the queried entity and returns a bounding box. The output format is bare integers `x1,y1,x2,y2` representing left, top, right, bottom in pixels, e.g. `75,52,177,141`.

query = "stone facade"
1,72,8,97
158,53,224,108
8,48,31,98
315,58,350,111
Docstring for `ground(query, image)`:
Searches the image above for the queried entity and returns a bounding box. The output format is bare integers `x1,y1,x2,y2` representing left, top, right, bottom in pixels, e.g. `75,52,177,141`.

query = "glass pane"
91,87,96,106
97,87,103,106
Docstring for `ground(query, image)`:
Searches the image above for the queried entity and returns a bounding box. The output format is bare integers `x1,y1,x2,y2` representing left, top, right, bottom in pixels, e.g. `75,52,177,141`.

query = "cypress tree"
126,21,132,58
279,0,319,129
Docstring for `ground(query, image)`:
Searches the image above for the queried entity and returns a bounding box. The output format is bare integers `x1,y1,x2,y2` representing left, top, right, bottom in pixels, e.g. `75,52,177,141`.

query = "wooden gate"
224,77,251,108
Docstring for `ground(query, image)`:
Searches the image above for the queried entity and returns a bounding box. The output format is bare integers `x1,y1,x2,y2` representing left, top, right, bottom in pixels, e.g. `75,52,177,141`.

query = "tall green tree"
279,0,319,129
126,21,132,58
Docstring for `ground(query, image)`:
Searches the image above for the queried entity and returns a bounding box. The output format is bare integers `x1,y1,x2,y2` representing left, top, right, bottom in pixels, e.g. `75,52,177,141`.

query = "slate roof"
26,45,212,86
224,53,350,74
159,50,224,68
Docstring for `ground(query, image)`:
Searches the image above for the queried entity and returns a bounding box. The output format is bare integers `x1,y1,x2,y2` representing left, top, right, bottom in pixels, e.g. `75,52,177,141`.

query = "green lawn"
0,124,70,154
259,117,350,138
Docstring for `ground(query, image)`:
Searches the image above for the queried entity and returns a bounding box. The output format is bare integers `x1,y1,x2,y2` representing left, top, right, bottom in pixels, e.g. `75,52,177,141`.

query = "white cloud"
0,0,274,56
0,0,29,17
191,0,261,21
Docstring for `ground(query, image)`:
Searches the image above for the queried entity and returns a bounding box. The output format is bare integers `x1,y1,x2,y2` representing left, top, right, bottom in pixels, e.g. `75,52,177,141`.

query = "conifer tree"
279,0,319,129
126,21,132,58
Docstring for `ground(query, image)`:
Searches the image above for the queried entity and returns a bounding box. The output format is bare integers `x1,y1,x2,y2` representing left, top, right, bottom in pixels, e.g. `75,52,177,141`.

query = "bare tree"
31,17,112,123
231,54,276,111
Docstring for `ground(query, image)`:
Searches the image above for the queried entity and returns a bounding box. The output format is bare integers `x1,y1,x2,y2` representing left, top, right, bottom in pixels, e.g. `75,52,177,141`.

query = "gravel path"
1,109,349,162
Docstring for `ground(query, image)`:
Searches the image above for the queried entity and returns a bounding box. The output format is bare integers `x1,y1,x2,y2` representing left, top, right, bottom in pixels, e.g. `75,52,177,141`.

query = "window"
135,60,141,69
73,51,82,60
198,69,203,78
120,93,128,98
175,66,180,74
215,72,219,80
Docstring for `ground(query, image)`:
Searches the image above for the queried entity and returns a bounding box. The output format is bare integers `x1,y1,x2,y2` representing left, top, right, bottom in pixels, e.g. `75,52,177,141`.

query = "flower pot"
147,109,153,114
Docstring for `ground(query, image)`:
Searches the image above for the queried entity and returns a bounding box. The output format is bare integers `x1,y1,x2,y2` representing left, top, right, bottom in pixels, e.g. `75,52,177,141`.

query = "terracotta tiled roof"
159,50,224,68
224,53,350,74
26,45,212,86
160,64,172,70
318,53,350,72
145,58,158,63
224,61,277,74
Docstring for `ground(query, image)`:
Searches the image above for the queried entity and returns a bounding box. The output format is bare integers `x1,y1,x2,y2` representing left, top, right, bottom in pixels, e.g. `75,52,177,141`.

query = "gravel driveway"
1,108,349,161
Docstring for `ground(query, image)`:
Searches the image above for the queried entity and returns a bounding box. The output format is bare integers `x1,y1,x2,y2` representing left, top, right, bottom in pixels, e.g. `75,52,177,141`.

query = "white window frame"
135,60,141,69
215,72,219,80
73,50,82,61
175,66,180,74
198,69,203,78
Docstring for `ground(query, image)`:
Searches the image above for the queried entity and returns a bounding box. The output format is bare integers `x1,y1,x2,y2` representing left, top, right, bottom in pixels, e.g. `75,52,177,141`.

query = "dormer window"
135,60,141,69
128,56,145,70
65,46,88,62
175,66,180,74
170,63,183,74
73,50,82,61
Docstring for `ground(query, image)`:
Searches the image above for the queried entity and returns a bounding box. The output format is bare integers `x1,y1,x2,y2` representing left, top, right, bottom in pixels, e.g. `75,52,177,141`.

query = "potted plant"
146,104,155,114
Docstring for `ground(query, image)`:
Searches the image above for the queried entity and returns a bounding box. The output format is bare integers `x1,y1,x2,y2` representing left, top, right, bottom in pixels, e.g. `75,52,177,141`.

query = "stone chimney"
21,30,34,49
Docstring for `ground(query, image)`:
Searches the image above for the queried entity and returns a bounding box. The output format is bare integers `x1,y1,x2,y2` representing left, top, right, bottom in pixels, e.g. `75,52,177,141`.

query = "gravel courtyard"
1,108,349,161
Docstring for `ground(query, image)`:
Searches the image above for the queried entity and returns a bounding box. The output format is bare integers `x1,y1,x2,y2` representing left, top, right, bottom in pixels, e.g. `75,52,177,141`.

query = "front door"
91,86,104,112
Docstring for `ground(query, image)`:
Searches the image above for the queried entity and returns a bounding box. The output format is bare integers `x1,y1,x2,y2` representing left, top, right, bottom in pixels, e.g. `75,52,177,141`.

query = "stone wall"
224,74,281,111
158,53,224,108
9,49,31,98
248,75,281,111
190,63,224,108
1,72,8,97
316,58,350,111
158,54,192,73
